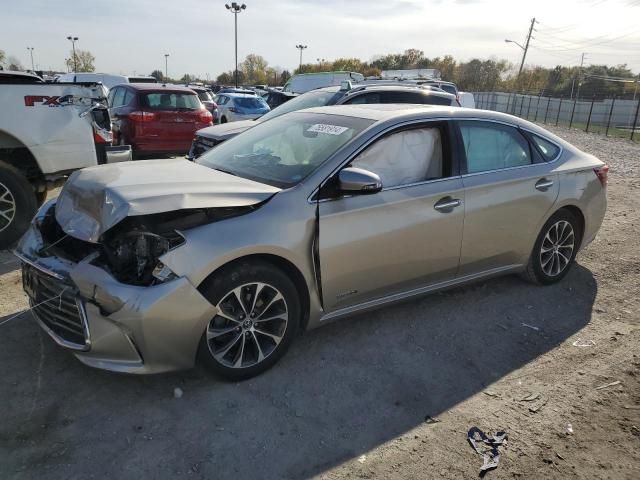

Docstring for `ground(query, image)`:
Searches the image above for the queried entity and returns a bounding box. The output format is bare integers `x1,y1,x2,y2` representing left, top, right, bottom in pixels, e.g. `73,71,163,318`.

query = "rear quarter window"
530,134,561,161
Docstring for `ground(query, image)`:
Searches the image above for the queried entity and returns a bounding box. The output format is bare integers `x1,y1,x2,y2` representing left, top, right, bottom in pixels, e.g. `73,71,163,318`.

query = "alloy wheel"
207,282,289,369
539,220,575,277
0,181,16,233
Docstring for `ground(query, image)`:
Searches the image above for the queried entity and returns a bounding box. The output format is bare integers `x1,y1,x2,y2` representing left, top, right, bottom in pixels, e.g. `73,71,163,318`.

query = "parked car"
214,93,270,123
283,71,365,93
127,76,158,84
15,105,607,379
55,73,122,90
0,70,126,248
262,89,298,109
188,85,219,121
216,87,256,95
108,83,213,156
189,84,457,158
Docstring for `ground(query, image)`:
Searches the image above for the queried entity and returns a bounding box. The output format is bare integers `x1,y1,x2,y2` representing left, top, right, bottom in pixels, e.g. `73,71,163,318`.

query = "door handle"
434,197,462,212
535,178,554,191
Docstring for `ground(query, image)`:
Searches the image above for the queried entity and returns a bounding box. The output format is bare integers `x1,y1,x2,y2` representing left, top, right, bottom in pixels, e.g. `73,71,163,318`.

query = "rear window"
234,97,268,109
440,85,458,96
197,91,213,102
530,134,561,161
142,92,200,110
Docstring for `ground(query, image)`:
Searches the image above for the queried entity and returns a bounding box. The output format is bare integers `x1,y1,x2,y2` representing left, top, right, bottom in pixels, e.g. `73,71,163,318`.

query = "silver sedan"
16,105,608,379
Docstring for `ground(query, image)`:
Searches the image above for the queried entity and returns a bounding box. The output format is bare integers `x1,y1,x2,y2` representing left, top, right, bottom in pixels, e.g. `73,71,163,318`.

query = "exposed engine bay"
38,202,257,286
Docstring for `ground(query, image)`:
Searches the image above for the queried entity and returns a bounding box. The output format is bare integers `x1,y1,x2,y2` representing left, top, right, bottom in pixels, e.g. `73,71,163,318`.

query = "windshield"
197,112,373,188
258,88,343,122
142,92,200,110
234,97,269,109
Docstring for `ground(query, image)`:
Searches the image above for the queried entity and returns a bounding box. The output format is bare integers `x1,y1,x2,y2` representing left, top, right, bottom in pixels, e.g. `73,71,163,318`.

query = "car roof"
301,104,528,124
345,85,456,99
224,92,263,98
119,83,197,92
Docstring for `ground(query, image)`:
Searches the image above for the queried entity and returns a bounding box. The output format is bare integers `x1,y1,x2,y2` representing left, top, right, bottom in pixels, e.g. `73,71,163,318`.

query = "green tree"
65,49,95,72
150,70,163,81
241,54,269,84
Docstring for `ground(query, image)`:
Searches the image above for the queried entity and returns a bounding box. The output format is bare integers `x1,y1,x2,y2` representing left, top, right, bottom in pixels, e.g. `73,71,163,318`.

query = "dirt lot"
0,126,638,479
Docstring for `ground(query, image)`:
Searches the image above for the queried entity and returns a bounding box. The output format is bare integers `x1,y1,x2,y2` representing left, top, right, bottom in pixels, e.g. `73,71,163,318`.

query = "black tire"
197,260,300,380
220,116,228,124
0,162,38,250
522,209,581,285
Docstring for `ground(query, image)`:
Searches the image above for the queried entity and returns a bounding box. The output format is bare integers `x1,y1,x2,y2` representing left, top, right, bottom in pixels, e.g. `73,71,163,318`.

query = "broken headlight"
105,232,177,285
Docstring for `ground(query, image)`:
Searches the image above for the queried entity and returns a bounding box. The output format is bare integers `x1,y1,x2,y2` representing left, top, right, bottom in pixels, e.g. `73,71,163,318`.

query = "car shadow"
0,265,597,479
0,250,20,275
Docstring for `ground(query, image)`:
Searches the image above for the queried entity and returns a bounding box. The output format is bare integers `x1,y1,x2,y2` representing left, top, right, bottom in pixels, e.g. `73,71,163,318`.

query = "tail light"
93,129,112,144
594,164,609,187
129,111,156,122
199,109,213,123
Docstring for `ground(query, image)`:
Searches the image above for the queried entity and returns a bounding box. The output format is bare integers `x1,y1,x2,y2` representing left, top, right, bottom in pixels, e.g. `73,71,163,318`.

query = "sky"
1,0,639,78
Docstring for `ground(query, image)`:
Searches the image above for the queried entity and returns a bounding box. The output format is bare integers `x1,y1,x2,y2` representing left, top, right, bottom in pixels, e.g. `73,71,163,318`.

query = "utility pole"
164,53,170,83
518,17,536,77
575,53,586,100
296,44,307,73
26,47,35,71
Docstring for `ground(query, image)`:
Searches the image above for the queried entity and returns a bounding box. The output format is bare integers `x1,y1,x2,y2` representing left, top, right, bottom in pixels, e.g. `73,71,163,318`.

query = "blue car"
214,93,270,123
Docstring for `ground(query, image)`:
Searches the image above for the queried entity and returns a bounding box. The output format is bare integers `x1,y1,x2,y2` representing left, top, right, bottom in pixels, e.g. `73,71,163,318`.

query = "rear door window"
343,92,381,104
142,92,200,110
458,121,532,173
123,89,134,106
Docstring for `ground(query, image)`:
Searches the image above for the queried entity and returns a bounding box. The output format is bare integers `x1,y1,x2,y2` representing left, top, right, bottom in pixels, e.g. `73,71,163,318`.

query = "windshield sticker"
307,124,349,135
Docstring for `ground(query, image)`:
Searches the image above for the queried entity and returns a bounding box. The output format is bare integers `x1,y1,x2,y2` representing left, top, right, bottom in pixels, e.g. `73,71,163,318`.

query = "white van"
55,73,134,90
283,71,365,94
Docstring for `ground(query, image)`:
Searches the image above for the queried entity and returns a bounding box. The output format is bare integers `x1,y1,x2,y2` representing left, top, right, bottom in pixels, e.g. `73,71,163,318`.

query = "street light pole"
225,2,247,88
505,17,537,80
26,47,35,71
164,53,170,82
66,36,79,72
296,44,307,73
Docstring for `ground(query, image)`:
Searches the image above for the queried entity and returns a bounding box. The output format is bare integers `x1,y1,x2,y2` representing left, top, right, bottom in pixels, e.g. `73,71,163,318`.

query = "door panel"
318,178,464,312
459,165,559,275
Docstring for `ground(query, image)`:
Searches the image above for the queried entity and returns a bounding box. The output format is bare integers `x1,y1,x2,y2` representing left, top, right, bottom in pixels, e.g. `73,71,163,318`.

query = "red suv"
108,84,213,156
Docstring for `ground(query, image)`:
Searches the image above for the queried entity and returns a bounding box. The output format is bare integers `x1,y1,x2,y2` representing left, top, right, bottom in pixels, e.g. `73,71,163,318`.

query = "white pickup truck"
0,70,130,248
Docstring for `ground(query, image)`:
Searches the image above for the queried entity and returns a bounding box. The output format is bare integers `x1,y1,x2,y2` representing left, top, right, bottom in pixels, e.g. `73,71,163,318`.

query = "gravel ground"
0,126,638,479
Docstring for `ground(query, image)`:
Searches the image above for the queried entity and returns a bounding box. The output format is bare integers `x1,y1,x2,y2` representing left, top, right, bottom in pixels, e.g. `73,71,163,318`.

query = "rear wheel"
197,261,300,380
522,209,581,285
220,116,228,124
0,162,38,249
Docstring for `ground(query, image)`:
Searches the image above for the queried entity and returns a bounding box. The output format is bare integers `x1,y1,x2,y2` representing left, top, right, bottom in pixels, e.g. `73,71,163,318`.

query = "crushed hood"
55,158,280,243
197,120,257,141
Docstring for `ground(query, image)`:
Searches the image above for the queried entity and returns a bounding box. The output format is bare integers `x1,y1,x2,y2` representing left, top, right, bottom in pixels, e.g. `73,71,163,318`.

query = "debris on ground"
519,392,540,402
173,387,184,398
595,380,621,390
528,398,548,413
357,455,367,464
521,323,540,332
566,423,574,434
572,339,596,347
467,427,508,475
424,415,440,424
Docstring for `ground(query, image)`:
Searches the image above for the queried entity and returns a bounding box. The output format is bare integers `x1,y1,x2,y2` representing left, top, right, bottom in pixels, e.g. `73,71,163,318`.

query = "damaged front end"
15,159,279,373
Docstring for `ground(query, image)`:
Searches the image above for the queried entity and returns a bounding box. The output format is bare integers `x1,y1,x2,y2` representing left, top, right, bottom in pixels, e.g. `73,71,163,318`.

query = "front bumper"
15,223,216,374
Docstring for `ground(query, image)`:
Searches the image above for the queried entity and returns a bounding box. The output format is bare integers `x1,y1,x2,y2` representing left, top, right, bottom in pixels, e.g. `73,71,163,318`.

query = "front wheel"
197,261,300,380
522,209,581,285
0,163,38,249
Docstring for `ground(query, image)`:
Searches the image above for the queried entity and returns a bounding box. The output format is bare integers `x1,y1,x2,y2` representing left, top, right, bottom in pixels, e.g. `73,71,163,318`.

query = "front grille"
22,264,89,350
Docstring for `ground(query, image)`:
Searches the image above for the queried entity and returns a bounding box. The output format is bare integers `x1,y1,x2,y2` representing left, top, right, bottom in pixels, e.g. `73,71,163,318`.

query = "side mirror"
338,167,382,194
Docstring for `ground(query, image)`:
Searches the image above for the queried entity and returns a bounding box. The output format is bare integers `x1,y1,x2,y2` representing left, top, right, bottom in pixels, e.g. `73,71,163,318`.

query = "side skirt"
317,264,523,325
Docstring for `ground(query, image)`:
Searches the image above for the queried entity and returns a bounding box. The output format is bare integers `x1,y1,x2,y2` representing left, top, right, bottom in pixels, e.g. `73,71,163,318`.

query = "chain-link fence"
474,92,640,142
